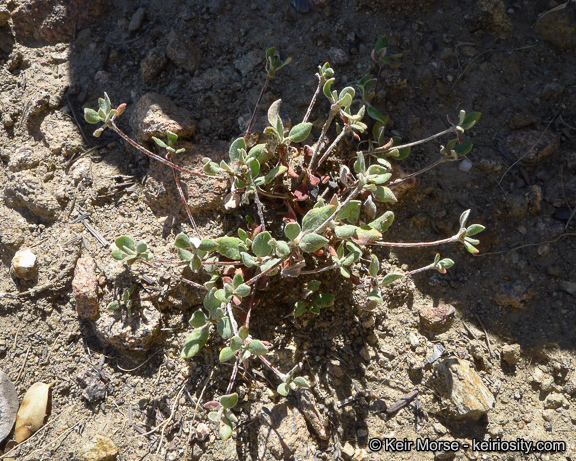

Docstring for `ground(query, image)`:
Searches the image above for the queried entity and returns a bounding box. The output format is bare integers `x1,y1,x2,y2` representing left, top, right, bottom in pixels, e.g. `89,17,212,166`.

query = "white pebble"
11,249,37,280
458,158,473,173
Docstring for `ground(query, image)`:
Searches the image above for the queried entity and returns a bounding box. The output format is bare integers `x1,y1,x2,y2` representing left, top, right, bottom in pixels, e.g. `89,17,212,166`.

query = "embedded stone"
78,435,118,461
437,358,495,419
130,92,197,143
73,257,99,319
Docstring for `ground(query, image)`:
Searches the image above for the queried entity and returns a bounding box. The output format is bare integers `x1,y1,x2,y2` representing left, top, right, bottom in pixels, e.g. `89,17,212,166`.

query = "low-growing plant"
85,37,483,440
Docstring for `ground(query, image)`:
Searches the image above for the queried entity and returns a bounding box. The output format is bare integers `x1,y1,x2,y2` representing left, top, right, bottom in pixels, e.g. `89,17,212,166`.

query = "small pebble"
458,158,472,173
11,248,37,280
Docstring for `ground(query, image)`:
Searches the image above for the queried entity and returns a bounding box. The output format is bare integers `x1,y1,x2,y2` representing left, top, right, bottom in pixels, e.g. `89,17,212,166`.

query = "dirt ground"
1,0,576,460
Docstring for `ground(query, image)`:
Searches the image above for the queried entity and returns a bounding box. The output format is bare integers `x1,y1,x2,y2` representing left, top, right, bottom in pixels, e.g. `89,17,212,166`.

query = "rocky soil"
1,0,576,460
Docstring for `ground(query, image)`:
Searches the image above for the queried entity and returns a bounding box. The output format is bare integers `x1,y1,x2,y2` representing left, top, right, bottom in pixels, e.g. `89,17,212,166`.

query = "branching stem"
362,126,457,155
141,260,207,291
110,122,210,178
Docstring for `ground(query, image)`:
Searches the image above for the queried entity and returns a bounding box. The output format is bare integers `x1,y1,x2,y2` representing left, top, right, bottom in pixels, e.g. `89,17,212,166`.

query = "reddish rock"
73,257,99,319
130,92,197,143
11,0,107,45
144,142,228,219
419,303,456,330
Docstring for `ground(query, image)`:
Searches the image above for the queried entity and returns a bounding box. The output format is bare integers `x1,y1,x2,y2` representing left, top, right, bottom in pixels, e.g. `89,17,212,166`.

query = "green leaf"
232,273,244,289
459,209,471,228
367,105,387,123
255,165,287,186
464,236,480,245
111,250,124,260
248,158,260,177
166,131,178,146
181,326,210,358
177,248,193,262
323,78,336,100
275,240,290,257
218,317,233,340
230,335,243,351
199,240,218,252
98,94,111,114
354,152,366,174
463,240,479,254
293,377,310,389
136,241,147,253
268,99,281,127
466,224,485,236
396,146,411,160
235,284,250,297
252,231,273,257
302,205,336,233
241,252,255,268
220,392,239,409
354,226,382,244
247,340,268,355
375,36,388,52
175,233,191,249
284,222,301,240
288,122,312,143
336,200,361,224
454,141,473,157
381,273,403,286
107,301,120,311
219,419,233,441
369,255,380,277
238,327,248,341
277,383,290,396
189,310,207,327
373,186,397,203
215,237,244,260
307,280,321,292
294,301,307,317
340,266,351,278
219,347,236,362
341,248,360,266
334,225,358,239
299,233,328,253
152,137,167,148
260,257,281,273
115,236,135,253
247,144,271,164
203,162,220,175
229,137,246,164
368,211,394,232
191,255,202,272
439,258,454,269
204,288,222,313
240,350,251,361
309,304,321,314
313,293,334,308
237,229,247,242
84,108,101,124
460,111,481,130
